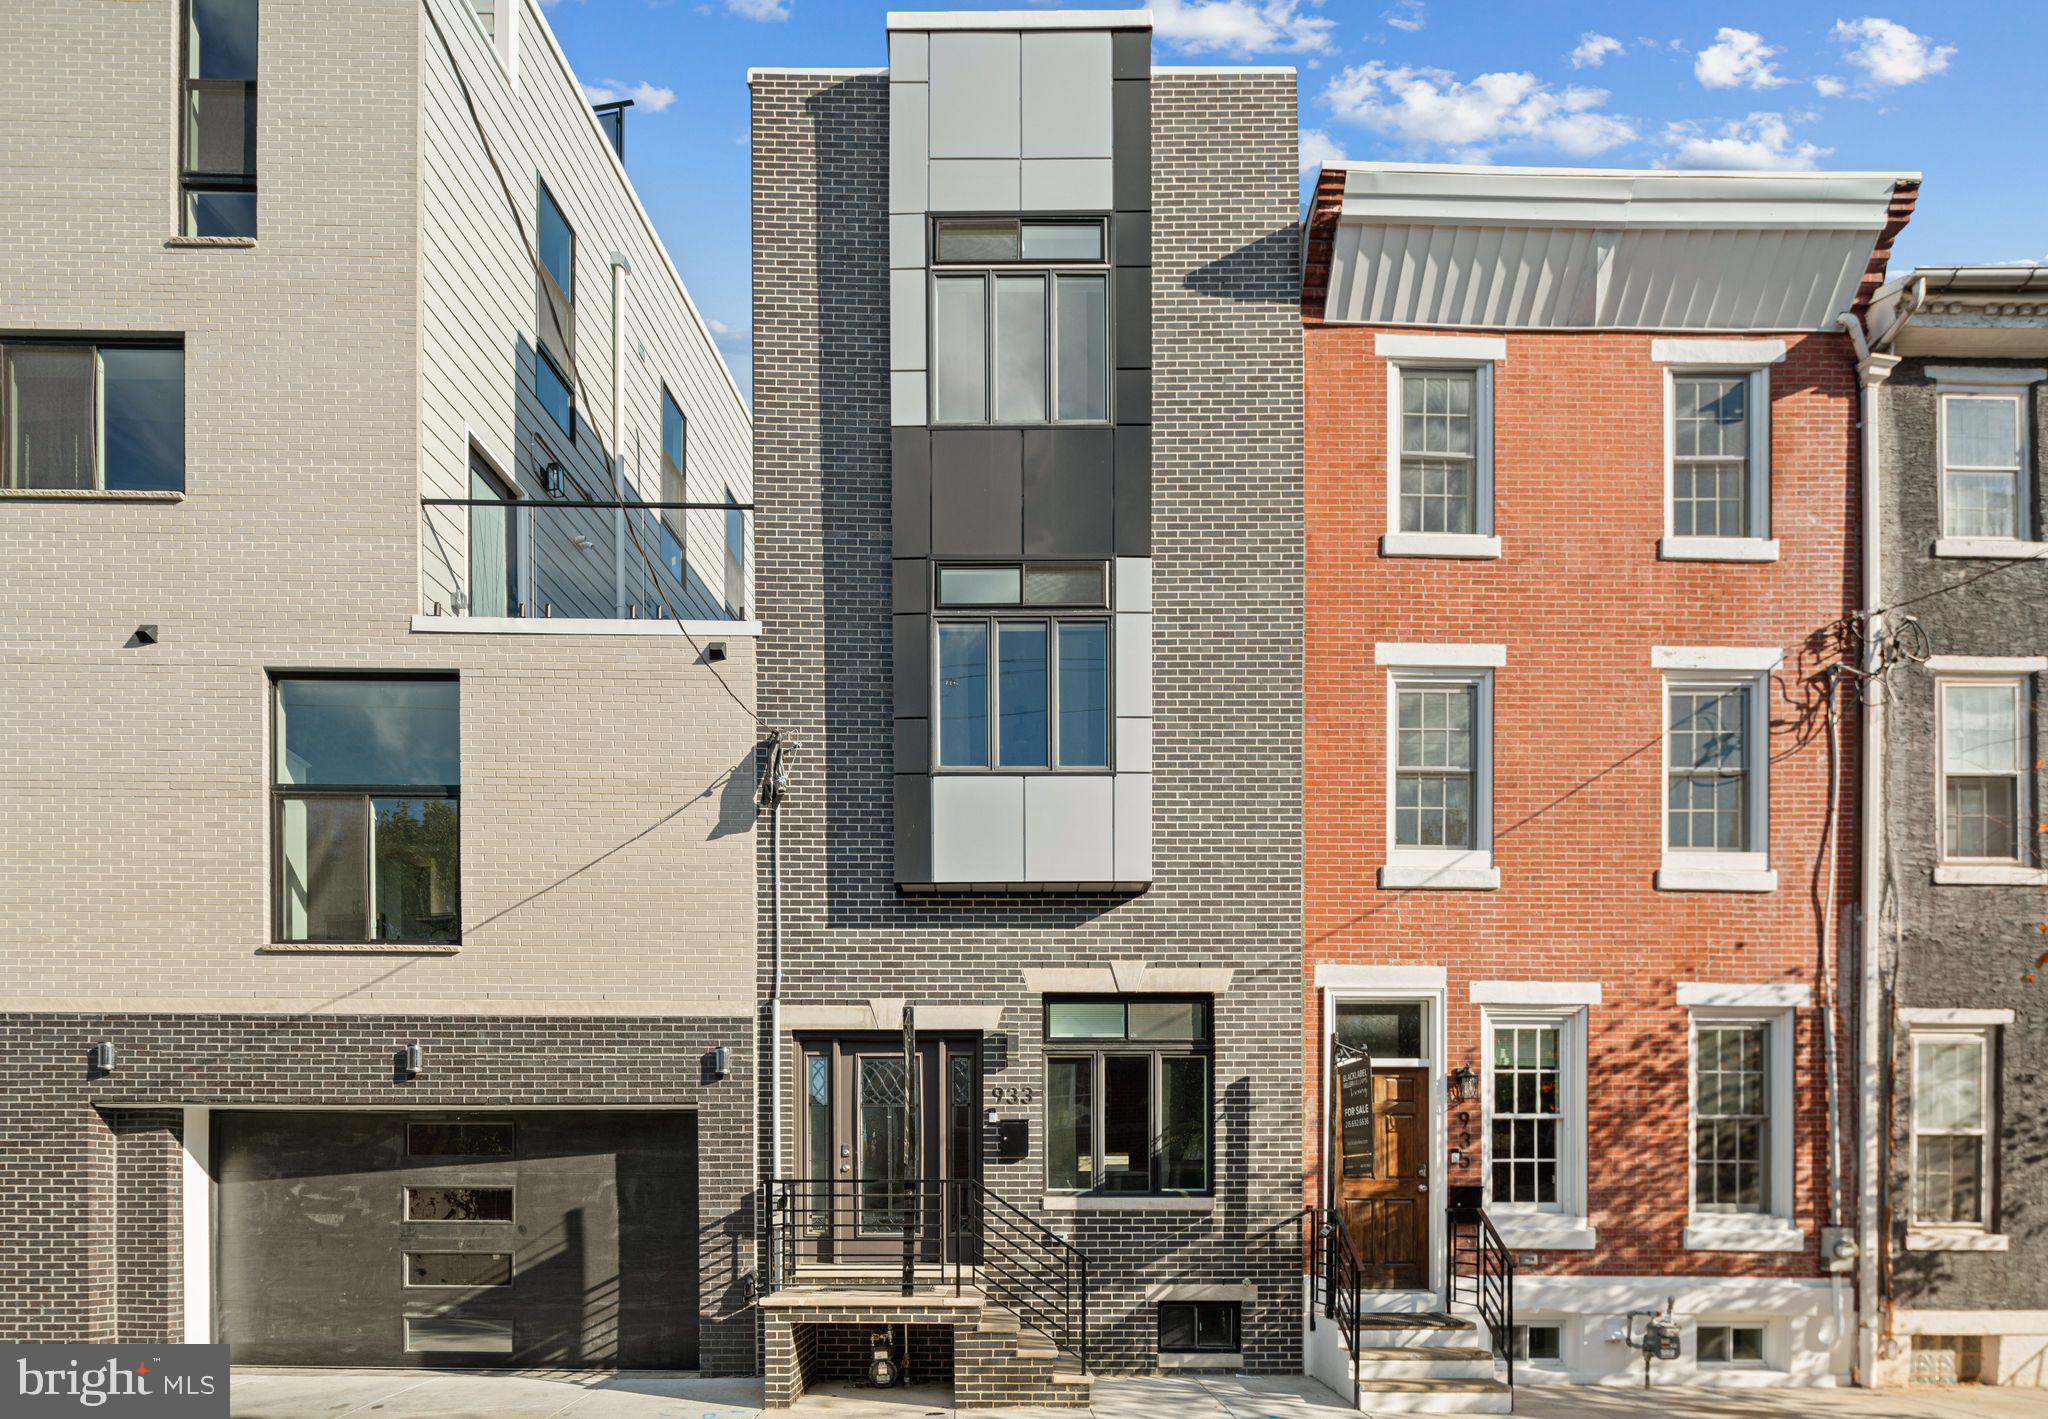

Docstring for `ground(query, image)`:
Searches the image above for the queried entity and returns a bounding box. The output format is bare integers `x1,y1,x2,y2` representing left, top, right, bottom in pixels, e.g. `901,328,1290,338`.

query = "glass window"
1694,1023,1768,1213
1159,1301,1239,1354
184,188,257,239
937,622,990,767
1055,275,1110,421
1,343,185,492
932,276,988,423
1667,683,1751,853
1044,997,1213,1195
182,0,257,237
1941,680,2025,862
929,223,1109,425
661,386,685,478
1025,223,1105,262
403,1315,513,1354
1913,1033,1990,1226
188,0,257,80
1490,1025,1560,1206
938,566,1023,605
467,451,519,618
404,1253,512,1288
934,219,1103,265
1672,375,1751,538
1335,1001,1424,1059
1697,1325,1765,1366
537,181,575,304
1398,368,1477,534
936,563,1106,607
935,220,1019,264
1057,622,1110,769
3,345,94,490
1024,563,1106,606
535,348,574,438
996,622,1048,767
1394,681,1475,849
1943,394,2024,540
993,274,1048,422
1513,1325,1563,1363
404,1186,512,1222
273,678,459,945
101,348,185,492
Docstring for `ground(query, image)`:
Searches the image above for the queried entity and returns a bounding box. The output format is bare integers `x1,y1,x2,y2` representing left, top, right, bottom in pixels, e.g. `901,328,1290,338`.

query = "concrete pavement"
227,1370,2048,1419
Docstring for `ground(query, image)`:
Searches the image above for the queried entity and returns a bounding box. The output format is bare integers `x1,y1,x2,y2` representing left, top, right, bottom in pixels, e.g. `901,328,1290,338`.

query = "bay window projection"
935,564,1110,770
1045,998,1211,1195
930,219,1109,425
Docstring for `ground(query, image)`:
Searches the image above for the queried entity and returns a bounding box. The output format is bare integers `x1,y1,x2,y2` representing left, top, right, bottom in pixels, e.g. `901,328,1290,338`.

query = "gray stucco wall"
1880,357,2048,1311
751,66,1303,1371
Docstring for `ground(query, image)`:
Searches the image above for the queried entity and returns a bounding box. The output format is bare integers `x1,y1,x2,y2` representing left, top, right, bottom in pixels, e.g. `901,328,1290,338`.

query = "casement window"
1911,1029,1995,1231
1685,1006,1798,1249
1,341,184,492
465,447,521,618
272,676,459,946
1654,341,1782,561
1940,392,2027,541
537,181,575,308
1938,679,2029,864
1377,645,1500,889
1159,1301,1238,1355
934,563,1109,771
1657,650,1778,892
1697,1323,1767,1368
929,218,1109,425
1480,1000,1591,1246
1044,997,1211,1195
182,0,257,237
1377,333,1502,558
534,347,575,439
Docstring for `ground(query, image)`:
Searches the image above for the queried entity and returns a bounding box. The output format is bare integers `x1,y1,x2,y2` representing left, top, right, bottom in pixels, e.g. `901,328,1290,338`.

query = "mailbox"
997,1118,1029,1163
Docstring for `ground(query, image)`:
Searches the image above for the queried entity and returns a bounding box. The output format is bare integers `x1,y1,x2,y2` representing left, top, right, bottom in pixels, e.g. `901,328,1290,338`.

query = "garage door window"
405,1253,512,1288
404,1186,512,1222
273,676,460,946
404,1314,512,1355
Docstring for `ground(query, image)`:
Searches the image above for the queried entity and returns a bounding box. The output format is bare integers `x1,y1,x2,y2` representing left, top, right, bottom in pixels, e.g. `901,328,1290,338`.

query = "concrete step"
1350,1345,1497,1382
1352,1377,1513,1414
1353,1312,1481,1350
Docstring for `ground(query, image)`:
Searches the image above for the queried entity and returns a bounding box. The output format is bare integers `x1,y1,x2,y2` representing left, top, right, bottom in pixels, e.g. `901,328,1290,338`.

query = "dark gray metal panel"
893,612,930,719
1116,368,1152,426
1111,29,1151,80
213,1111,696,1369
1115,266,1152,370
1112,211,1151,268
892,557,930,615
1111,79,1151,211
1024,427,1116,558
894,772,933,883
1115,425,1152,556
894,716,930,773
893,428,931,558
930,429,1024,558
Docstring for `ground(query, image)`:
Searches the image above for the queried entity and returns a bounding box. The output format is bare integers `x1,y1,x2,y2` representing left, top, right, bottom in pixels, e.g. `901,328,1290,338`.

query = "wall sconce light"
708,1046,731,1081
1450,1065,1478,1103
401,1042,424,1078
88,1042,115,1074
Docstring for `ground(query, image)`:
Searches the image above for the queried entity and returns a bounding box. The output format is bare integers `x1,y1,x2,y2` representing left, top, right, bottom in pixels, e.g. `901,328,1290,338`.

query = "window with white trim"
1697,1323,1767,1368
1910,1029,1995,1230
1687,1010,1795,1239
1662,365,1772,551
1385,360,1495,552
1940,391,2028,541
1386,668,1493,881
1663,672,1770,875
1510,1323,1564,1365
1938,678,2030,865
1483,1009,1587,1225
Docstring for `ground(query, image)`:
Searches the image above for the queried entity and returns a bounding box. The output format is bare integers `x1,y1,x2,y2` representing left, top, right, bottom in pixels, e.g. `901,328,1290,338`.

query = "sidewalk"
227,1370,2048,1419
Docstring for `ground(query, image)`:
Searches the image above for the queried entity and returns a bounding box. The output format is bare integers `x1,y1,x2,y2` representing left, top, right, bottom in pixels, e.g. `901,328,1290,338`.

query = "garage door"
215,1111,696,1368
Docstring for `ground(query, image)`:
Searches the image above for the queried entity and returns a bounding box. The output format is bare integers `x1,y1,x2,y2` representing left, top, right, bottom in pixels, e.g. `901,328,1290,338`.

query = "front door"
1336,1067,1429,1289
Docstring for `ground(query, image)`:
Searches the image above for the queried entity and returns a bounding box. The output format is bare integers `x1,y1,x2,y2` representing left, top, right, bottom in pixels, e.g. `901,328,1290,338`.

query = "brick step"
956,1304,1089,1411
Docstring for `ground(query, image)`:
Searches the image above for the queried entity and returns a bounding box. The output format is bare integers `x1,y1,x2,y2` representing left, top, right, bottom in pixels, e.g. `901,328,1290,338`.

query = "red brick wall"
1303,324,1861,1278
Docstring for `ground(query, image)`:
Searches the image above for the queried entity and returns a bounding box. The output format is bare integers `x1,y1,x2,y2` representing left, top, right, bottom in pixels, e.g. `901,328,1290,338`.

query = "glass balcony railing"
420,495,750,623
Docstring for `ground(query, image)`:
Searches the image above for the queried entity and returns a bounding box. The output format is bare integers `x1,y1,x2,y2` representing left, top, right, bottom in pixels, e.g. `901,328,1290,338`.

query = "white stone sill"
257,942,460,956
0,488,184,502
1934,863,2048,886
1159,1353,1243,1371
1683,1220,1807,1253
1380,531,1503,560
1489,1214,1597,1251
165,235,256,249
1906,1228,2010,1253
1934,538,2048,560
1379,862,1500,891
412,614,761,637
1659,536,1780,563
1657,864,1779,893
1042,1194,1213,1213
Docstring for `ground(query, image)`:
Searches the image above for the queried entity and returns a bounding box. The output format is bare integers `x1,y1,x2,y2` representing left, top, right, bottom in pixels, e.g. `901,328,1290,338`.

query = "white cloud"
1298,127,1346,173
1662,112,1830,170
1812,75,1847,96
1151,0,1335,56
725,0,790,20
582,79,677,113
1384,1,1425,33
1831,17,1954,86
704,318,751,352
1694,27,1788,89
1570,33,1623,69
1323,63,1637,161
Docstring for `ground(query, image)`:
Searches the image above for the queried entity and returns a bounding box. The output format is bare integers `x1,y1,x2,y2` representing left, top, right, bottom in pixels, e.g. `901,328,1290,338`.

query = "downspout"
760,732,790,1289
1838,307,1898,1386
610,256,631,617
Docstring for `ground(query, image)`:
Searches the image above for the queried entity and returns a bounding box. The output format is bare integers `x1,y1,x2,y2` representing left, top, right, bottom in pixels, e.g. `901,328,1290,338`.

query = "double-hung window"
1,340,184,492
1685,1002,1798,1251
1938,678,2030,868
1657,649,1778,892
1378,334,1502,558
1045,997,1211,1195
934,563,1109,770
1377,644,1499,889
1910,1029,1995,1234
1479,993,1593,1248
929,219,1109,425
182,0,258,237
1655,342,1780,560
273,676,460,946
1939,390,2028,544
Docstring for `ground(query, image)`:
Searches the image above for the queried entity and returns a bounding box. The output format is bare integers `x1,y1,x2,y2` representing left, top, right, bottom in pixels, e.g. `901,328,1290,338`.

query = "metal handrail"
1445,1202,1516,1395
1305,1207,1363,1407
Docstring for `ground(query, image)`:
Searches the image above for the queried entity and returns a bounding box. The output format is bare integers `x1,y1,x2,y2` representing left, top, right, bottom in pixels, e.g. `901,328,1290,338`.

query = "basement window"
1159,1301,1238,1355
1697,1323,1765,1368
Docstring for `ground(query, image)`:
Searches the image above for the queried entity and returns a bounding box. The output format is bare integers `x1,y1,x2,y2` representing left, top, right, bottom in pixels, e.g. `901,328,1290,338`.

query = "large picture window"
273,676,459,945
934,563,1109,771
930,219,1109,425
1045,997,1210,1195
1,341,184,492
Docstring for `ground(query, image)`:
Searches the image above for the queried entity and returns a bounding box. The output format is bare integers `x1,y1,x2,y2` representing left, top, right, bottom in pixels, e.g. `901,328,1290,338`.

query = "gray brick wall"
751,68,1303,1373
1880,359,2048,1312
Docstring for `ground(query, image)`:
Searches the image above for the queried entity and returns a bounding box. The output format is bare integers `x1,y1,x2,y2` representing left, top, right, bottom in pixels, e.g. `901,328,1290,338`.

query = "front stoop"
955,1303,1090,1410
1348,1313,1512,1415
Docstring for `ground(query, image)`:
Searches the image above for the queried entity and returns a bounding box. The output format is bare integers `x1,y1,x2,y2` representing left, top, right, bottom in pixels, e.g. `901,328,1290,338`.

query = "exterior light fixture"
88,1042,115,1074
708,1046,731,1081
1450,1065,1478,1103
401,1042,423,1078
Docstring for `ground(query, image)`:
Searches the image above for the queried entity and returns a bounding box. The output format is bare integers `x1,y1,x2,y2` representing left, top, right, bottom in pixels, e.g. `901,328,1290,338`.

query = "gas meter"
1622,1301,1681,1386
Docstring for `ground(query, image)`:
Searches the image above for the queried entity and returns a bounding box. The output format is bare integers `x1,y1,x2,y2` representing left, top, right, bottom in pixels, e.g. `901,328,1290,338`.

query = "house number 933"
990,1085,1036,1105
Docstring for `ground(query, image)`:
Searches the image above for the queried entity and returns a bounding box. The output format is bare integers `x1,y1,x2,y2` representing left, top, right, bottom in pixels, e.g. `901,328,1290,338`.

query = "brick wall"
112,1111,184,1344
751,68,1304,1371
1303,324,1861,1277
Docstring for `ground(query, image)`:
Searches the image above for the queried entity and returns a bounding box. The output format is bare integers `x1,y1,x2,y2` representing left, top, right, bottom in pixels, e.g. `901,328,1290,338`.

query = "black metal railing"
1304,1207,1362,1407
762,1178,1089,1373
1445,1195,1515,1394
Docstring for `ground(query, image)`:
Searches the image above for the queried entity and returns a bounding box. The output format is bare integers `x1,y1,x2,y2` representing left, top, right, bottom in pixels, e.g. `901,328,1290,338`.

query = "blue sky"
539,0,2044,399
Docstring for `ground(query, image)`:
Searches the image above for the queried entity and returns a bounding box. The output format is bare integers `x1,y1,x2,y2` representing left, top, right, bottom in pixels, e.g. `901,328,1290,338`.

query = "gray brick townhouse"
1852,268,2048,1387
0,0,762,1375
749,8,1304,1399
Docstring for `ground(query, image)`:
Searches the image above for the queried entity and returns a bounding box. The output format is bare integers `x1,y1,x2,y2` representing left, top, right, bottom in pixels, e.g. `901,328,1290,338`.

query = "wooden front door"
1336,1067,1429,1289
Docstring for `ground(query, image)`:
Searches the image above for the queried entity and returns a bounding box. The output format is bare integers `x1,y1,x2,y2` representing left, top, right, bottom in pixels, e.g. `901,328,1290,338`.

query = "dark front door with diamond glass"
214,1111,696,1367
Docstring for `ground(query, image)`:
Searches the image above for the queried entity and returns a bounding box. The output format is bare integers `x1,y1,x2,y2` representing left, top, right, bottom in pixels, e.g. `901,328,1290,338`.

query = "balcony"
418,493,752,629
